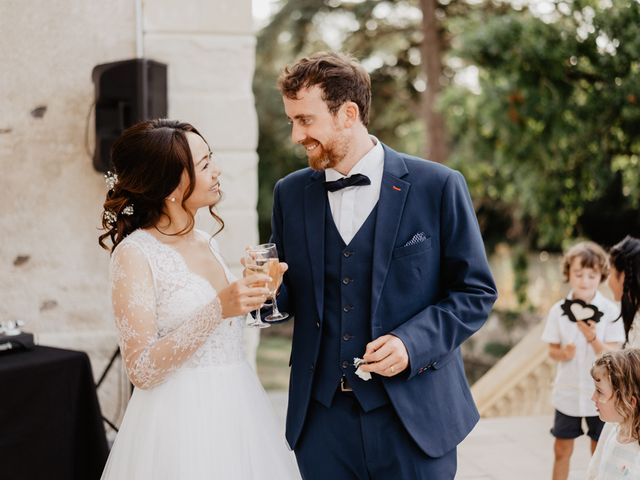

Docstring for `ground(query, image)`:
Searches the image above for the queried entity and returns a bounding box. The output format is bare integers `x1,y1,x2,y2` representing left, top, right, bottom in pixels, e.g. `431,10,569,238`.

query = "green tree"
255,0,640,250
442,0,640,250
254,0,506,240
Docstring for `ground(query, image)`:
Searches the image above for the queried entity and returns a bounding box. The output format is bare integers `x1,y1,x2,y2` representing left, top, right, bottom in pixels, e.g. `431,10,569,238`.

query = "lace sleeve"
110,242,223,389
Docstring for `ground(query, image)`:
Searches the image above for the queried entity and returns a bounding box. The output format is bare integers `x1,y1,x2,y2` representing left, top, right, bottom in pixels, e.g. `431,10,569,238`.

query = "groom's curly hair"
98,119,224,252
277,51,371,126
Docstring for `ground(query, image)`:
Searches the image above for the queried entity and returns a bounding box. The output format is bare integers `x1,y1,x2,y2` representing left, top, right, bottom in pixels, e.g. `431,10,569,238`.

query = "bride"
98,119,300,479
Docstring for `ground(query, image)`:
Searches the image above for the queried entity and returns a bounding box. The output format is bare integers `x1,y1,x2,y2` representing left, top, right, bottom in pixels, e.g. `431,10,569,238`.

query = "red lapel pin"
392,185,401,191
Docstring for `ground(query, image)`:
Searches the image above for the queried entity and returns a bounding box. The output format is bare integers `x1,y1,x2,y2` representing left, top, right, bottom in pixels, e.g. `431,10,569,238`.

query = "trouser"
295,391,457,480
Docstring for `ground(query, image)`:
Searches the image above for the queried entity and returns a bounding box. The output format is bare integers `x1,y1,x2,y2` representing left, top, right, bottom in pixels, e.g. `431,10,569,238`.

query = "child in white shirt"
587,349,640,479
541,241,626,480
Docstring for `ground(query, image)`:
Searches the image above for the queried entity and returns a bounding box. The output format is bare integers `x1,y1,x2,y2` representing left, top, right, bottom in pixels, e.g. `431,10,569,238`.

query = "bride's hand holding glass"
217,274,270,319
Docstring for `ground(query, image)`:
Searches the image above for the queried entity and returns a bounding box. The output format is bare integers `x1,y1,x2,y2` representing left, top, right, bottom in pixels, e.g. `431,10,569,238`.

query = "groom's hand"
360,335,409,377
274,262,288,289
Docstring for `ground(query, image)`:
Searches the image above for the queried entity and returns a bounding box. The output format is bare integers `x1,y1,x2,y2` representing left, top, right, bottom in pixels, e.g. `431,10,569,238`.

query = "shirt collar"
567,290,606,307
325,136,383,182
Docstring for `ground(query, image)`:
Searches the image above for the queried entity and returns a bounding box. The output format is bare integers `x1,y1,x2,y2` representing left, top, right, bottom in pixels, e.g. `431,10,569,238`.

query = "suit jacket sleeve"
391,170,497,379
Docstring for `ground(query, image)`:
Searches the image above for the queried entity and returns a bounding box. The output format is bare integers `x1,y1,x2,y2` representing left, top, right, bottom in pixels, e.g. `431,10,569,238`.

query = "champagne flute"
261,244,290,322
244,247,271,329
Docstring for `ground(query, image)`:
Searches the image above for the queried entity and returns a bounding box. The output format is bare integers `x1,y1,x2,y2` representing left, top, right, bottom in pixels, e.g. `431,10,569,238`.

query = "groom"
270,51,497,479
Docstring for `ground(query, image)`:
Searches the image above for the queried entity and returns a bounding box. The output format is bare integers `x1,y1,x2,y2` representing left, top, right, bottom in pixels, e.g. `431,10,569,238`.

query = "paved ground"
268,391,592,479
456,414,591,479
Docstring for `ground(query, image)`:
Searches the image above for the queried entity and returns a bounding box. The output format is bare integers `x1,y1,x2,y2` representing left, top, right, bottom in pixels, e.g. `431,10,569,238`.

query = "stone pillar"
141,0,261,366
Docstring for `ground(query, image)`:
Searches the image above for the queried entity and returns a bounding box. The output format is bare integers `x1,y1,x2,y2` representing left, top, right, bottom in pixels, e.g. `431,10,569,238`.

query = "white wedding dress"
101,229,299,479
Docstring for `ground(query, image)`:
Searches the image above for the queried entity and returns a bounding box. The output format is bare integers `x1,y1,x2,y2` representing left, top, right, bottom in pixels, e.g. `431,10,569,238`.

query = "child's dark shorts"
550,409,604,441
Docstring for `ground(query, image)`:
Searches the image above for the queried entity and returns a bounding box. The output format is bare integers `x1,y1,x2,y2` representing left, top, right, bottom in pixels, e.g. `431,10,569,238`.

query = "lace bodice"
109,229,245,389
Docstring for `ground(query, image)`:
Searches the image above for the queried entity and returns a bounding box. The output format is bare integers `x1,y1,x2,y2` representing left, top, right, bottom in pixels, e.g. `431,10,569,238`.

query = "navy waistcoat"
311,203,389,411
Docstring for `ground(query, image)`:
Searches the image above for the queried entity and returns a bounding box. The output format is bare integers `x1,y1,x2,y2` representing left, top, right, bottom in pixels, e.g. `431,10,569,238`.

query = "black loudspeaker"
91,58,168,172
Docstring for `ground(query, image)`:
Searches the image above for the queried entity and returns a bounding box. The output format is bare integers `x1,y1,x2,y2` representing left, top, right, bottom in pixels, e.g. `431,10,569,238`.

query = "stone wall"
0,0,258,433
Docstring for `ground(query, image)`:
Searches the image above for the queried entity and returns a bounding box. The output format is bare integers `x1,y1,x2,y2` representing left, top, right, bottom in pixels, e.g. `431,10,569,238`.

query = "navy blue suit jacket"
270,144,497,457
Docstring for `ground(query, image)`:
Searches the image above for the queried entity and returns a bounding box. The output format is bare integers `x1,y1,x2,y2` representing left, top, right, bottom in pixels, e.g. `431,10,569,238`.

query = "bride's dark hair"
609,235,640,344
98,119,224,252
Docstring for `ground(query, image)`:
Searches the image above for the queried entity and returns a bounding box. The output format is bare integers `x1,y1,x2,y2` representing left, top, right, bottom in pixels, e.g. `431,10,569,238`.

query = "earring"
170,197,176,203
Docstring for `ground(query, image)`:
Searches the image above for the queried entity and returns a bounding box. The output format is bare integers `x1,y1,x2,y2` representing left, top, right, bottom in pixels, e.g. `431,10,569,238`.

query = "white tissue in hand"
353,357,371,381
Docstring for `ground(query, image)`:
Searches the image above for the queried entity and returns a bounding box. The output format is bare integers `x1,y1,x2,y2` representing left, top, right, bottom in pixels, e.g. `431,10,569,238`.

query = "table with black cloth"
0,345,109,480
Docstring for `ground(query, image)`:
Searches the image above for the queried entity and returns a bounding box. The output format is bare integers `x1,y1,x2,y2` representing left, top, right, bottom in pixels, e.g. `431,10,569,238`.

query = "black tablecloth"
0,346,109,480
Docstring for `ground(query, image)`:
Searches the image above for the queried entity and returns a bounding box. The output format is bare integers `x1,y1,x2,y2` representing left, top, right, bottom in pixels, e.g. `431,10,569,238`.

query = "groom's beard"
304,134,349,171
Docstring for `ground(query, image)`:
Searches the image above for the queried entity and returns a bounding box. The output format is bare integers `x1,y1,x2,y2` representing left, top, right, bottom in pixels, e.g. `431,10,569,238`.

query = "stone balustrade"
471,322,556,417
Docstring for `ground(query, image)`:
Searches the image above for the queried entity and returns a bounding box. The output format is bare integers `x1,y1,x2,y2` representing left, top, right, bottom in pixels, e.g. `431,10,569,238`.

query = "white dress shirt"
325,137,384,245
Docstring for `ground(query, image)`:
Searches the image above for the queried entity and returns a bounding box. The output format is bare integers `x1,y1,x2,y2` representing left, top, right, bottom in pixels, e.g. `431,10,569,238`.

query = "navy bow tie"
324,173,371,192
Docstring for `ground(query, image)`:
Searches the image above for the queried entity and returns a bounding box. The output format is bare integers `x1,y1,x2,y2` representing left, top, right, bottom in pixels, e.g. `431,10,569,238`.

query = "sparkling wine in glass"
244,247,271,329
261,244,289,322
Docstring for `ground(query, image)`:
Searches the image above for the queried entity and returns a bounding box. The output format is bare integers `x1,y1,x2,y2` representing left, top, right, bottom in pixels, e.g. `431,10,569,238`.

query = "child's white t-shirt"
541,291,625,417
587,424,640,479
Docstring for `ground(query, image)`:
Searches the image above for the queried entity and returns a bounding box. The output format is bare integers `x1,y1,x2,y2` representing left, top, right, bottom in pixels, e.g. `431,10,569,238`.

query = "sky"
252,0,280,28
248,0,569,93
251,1,566,23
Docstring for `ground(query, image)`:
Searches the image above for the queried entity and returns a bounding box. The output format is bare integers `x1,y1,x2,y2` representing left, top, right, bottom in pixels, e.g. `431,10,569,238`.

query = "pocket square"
404,232,427,247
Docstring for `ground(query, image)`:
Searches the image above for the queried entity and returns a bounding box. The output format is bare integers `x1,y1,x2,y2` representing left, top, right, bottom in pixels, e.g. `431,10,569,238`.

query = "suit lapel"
304,172,327,323
371,146,410,331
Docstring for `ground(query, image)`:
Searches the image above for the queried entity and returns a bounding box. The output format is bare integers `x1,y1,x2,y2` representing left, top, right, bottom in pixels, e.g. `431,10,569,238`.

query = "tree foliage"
254,0,640,249
443,0,640,250
254,0,502,240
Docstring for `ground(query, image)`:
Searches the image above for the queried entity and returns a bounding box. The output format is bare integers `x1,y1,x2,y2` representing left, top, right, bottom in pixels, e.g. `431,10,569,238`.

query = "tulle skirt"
101,361,300,479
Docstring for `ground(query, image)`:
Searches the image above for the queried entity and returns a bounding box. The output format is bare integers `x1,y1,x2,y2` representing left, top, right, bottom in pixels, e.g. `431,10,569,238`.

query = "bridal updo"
98,119,224,252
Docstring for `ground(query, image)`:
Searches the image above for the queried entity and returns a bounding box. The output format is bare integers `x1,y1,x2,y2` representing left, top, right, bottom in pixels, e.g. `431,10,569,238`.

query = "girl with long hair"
587,349,640,478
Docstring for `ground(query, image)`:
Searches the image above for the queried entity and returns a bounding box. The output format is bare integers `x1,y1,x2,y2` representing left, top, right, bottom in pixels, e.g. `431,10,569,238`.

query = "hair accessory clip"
103,210,117,226
104,171,119,190
103,203,133,227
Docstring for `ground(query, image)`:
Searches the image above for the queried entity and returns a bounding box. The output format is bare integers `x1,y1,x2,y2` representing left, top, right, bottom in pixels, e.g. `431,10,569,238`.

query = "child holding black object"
541,241,625,480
